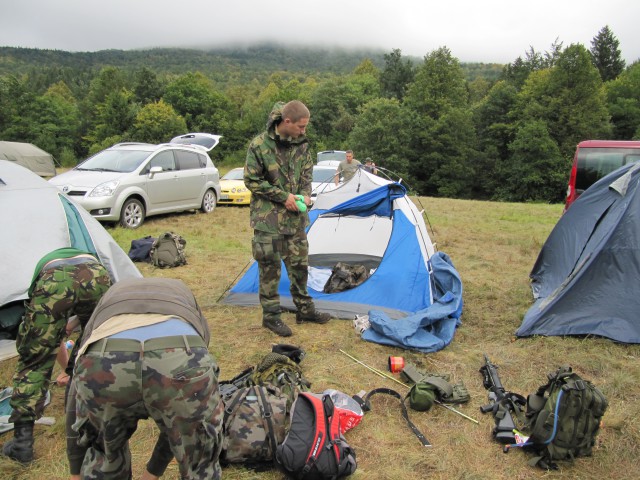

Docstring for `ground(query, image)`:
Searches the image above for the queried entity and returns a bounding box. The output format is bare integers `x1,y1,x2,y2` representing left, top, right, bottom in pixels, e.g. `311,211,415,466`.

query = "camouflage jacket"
244,102,312,235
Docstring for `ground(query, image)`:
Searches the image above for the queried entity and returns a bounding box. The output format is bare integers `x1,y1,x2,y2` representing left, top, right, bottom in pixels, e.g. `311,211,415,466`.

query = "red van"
564,140,640,211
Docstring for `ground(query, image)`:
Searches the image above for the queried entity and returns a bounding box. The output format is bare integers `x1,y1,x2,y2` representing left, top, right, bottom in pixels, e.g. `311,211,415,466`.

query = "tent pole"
216,257,253,303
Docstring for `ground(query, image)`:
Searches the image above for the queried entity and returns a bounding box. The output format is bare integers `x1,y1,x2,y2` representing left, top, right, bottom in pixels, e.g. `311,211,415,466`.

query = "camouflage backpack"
523,366,608,469
220,383,289,466
149,232,187,268
323,262,370,293
220,350,311,467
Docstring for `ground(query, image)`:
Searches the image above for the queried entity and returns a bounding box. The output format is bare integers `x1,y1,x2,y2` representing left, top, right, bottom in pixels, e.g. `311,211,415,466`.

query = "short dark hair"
282,100,310,123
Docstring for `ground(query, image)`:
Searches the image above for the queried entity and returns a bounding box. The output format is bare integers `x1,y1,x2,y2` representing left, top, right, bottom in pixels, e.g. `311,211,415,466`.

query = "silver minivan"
49,133,222,228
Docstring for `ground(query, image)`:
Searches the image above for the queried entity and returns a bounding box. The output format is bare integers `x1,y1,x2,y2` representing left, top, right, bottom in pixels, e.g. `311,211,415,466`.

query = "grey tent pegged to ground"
0,141,57,177
516,161,640,343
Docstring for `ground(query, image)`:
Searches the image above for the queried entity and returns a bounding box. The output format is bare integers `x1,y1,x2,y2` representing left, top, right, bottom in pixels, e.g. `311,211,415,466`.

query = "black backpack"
523,366,608,469
276,392,357,479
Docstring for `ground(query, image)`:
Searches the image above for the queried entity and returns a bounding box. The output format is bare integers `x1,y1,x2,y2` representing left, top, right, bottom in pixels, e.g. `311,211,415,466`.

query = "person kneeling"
71,278,224,479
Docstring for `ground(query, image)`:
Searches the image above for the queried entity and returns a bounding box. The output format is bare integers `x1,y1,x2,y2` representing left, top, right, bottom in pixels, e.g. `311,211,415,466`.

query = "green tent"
0,141,56,177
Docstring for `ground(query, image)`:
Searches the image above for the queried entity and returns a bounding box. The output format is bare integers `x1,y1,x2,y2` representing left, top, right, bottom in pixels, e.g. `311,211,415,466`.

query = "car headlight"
89,180,119,197
232,187,249,193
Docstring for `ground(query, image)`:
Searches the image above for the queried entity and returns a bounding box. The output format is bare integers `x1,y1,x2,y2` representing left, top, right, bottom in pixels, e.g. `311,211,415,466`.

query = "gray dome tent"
516,161,640,343
0,160,141,347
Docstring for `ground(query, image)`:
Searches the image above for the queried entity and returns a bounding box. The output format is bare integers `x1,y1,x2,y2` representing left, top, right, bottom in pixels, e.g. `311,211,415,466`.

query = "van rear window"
576,148,640,192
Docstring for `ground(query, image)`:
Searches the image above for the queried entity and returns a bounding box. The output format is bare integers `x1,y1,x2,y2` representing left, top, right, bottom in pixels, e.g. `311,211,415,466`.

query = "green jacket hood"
266,101,285,131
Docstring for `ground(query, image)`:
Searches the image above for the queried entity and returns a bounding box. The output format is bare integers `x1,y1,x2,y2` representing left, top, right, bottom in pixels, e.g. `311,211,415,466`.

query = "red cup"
388,356,405,373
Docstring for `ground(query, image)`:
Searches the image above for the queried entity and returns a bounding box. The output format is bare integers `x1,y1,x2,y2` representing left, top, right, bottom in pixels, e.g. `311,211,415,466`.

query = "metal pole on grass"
339,349,479,425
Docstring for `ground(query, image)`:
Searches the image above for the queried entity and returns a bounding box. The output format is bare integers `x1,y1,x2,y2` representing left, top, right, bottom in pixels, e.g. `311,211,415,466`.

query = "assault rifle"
479,354,526,444
219,366,254,398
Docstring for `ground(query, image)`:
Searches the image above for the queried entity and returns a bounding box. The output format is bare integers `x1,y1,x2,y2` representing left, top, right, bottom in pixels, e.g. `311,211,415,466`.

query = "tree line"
0,26,637,203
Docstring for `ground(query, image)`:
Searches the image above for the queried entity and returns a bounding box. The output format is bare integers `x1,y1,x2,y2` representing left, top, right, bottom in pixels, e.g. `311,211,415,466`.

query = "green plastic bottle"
295,194,307,212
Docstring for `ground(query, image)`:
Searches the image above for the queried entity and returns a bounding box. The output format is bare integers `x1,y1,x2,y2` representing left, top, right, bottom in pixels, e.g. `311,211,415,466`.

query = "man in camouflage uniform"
1,247,111,465
72,277,224,479
244,100,331,336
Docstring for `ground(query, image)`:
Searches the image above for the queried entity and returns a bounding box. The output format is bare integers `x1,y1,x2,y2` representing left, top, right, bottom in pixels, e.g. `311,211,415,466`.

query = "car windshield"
313,168,337,183
78,149,150,173
222,169,244,181
317,151,346,162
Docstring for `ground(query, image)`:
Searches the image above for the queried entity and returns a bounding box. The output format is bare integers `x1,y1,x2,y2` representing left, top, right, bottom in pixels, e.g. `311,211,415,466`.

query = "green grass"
1,197,639,479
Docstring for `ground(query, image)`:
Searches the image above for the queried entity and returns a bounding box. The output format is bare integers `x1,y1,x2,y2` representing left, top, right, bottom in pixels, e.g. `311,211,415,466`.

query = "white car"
49,133,222,229
317,150,346,164
311,164,339,202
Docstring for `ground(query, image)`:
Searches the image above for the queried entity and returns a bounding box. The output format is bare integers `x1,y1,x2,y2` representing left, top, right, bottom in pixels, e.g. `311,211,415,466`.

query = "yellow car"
219,167,251,205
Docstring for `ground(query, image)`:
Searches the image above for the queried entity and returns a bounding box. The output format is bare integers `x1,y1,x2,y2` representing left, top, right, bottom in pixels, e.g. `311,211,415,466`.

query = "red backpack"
276,392,357,479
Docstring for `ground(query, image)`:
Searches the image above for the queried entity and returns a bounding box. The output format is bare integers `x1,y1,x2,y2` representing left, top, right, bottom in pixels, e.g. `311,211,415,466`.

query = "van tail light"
564,161,578,212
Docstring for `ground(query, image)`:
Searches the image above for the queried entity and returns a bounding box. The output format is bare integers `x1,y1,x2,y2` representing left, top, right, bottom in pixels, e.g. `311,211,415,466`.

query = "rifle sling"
363,387,431,447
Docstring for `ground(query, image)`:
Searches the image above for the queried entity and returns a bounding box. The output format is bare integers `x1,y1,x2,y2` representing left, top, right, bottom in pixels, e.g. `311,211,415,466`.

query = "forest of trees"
1,25,638,203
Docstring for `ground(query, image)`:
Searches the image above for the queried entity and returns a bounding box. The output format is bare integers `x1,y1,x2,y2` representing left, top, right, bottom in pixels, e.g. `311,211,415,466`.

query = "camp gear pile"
480,357,607,470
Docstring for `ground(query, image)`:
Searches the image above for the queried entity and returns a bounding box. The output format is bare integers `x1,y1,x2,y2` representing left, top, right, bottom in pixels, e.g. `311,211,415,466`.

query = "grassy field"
1,196,639,480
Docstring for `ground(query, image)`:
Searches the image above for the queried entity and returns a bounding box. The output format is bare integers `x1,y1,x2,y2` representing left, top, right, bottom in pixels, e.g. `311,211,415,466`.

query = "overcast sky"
1,0,638,65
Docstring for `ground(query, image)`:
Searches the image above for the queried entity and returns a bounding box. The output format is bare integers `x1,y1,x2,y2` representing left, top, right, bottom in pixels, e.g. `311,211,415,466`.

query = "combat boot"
263,317,292,337
296,310,331,325
2,421,34,464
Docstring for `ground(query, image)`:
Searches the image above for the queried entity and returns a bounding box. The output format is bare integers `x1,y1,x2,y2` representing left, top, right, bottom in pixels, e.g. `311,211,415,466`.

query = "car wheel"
201,189,217,213
120,198,145,229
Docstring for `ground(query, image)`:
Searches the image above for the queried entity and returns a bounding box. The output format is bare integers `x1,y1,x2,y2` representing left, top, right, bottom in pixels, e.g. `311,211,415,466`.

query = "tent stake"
339,349,479,424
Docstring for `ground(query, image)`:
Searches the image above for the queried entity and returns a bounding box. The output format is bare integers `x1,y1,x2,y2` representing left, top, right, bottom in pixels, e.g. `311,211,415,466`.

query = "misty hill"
0,44,504,83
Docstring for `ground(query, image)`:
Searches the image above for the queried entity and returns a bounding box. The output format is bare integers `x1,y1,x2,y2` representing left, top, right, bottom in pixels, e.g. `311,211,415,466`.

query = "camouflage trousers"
73,343,224,479
10,261,111,423
252,230,314,321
